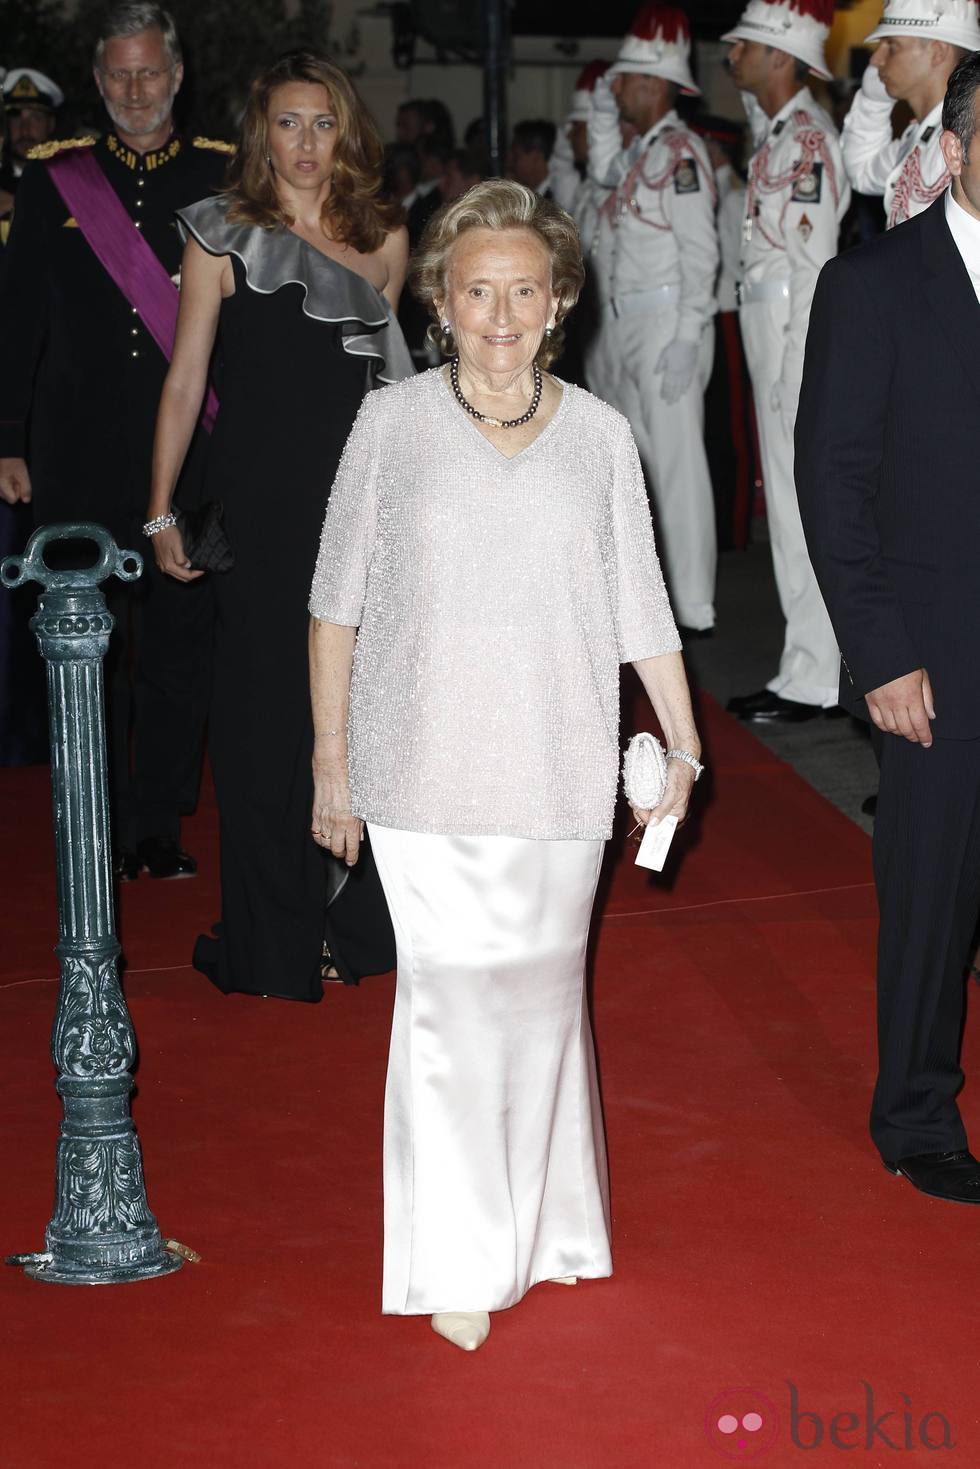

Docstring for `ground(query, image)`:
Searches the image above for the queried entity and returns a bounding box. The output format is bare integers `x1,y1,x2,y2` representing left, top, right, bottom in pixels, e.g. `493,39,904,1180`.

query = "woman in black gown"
147,52,412,1000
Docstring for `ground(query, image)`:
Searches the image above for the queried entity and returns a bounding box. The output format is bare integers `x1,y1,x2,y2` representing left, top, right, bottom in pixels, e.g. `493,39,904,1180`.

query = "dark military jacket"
0,161,16,250
0,131,231,541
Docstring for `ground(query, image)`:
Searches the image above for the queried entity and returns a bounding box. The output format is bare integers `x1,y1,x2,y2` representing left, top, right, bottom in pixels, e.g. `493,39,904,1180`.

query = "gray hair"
408,178,585,370
94,4,182,69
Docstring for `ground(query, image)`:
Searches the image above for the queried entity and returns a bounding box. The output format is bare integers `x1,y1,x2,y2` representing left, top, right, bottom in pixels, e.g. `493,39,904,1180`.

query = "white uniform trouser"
370,825,612,1315
739,298,840,706
588,305,716,630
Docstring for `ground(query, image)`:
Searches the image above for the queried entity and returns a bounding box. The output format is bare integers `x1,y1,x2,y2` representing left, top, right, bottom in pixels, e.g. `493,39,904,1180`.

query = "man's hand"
150,523,204,582
656,339,699,405
0,456,32,505
770,377,799,430
865,668,935,746
860,62,892,105
592,72,620,117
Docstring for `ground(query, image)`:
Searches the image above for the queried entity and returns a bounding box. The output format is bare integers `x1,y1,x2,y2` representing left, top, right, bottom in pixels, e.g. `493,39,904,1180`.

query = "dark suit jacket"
796,196,980,740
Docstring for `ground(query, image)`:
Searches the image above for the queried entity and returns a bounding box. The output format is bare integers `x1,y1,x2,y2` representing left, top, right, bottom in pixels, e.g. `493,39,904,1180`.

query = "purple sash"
47,147,219,433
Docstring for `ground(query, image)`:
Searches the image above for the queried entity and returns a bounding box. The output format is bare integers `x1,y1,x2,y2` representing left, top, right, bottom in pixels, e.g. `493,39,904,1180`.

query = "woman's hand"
311,765,363,866
629,759,697,837
151,523,204,582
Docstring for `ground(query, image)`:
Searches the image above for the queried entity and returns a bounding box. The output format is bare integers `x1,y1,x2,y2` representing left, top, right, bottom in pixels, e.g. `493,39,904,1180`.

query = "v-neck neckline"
286,227,387,312
434,365,569,466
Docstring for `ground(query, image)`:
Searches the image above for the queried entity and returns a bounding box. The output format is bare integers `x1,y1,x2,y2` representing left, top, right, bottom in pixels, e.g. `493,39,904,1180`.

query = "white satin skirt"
369,825,613,1315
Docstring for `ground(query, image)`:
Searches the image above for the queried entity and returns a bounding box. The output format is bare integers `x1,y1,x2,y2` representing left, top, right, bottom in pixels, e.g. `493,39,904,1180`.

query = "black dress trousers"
870,728,980,1161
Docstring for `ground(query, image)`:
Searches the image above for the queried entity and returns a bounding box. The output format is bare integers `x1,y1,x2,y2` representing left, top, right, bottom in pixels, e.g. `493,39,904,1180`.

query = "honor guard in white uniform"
722,0,851,721
842,0,980,227
587,4,720,634
840,0,975,226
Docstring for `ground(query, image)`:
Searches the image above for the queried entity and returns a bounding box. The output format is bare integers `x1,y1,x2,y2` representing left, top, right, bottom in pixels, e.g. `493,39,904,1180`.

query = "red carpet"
2,687,977,1468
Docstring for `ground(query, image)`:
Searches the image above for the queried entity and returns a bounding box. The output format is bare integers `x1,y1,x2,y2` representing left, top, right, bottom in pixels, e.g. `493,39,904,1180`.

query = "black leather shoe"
729,690,822,723
113,848,140,882
136,836,198,879
883,1149,980,1204
727,687,778,715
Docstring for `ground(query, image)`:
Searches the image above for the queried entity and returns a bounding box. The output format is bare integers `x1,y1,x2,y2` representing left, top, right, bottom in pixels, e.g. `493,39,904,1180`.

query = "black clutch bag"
174,501,234,574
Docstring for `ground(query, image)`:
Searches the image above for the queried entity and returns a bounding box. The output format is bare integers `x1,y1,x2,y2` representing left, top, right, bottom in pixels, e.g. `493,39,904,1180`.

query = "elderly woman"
308,180,702,1352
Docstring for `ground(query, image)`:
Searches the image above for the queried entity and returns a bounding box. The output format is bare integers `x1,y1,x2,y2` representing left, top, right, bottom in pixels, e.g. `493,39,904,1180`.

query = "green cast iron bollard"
1,523,180,1284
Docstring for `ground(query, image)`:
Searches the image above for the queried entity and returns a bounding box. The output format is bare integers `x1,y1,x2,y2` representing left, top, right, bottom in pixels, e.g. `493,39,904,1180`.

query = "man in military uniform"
842,0,980,229
1,69,62,185
721,0,851,723
1,69,63,245
0,3,231,878
587,3,720,636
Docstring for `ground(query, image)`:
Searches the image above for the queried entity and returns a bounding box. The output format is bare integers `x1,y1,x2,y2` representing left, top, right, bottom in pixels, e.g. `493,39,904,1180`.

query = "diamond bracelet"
666,748,704,781
143,512,177,537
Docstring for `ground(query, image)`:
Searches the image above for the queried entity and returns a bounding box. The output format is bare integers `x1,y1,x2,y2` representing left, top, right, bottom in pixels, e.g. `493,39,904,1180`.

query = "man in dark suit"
0,4,228,878
796,51,980,1204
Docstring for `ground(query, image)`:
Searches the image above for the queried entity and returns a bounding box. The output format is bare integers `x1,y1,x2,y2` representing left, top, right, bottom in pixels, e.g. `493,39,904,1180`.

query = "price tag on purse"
634,815,678,872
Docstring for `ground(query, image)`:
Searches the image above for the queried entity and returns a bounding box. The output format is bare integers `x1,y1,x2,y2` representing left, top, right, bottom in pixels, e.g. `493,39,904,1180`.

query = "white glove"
592,71,620,118
770,377,799,429
656,339,699,405
553,122,574,163
859,62,892,106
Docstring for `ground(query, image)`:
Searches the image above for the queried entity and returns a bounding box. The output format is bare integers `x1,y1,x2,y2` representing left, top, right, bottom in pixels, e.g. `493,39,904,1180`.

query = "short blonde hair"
408,178,585,370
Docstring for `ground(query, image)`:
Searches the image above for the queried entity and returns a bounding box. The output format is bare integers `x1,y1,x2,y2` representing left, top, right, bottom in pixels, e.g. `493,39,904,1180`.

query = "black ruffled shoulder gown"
177,196,414,1001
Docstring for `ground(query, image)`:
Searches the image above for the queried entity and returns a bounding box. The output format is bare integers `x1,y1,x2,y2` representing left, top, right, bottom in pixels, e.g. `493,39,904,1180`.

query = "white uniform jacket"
588,107,719,342
740,87,850,395
841,68,948,228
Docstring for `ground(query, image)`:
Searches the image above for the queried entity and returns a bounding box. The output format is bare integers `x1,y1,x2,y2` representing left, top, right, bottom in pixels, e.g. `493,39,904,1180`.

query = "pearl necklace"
450,356,542,429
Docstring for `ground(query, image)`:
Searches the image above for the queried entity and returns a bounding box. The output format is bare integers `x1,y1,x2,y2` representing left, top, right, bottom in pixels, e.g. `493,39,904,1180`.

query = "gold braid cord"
193,136,235,154
28,136,97,161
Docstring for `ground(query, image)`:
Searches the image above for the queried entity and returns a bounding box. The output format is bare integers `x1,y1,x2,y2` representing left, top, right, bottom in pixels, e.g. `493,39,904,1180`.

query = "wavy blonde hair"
408,179,585,370
225,51,401,254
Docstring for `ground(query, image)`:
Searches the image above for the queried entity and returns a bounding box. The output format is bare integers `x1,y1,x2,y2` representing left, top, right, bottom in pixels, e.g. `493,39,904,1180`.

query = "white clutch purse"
622,732,668,810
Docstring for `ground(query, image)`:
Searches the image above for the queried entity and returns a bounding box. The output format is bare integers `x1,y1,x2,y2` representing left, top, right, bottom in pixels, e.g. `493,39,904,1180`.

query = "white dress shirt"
945,188,980,305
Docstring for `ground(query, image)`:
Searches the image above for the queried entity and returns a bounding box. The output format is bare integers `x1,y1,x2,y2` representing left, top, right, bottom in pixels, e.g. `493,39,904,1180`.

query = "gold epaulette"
28,135,98,162
193,136,235,155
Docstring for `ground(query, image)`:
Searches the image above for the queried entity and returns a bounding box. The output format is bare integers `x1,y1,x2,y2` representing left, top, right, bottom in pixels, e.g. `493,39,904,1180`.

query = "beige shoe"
431,1311,491,1351
549,1276,578,1285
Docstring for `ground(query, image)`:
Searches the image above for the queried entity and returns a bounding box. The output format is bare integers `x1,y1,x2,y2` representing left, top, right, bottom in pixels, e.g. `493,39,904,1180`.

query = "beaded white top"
309,368,681,839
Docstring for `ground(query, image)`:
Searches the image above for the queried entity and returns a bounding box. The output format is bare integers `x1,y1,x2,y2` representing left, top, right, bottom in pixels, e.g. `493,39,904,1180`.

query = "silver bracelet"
666,748,704,781
143,512,177,537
